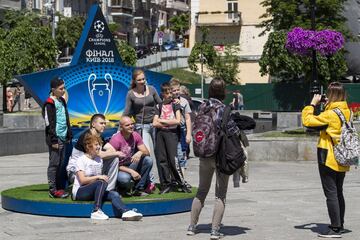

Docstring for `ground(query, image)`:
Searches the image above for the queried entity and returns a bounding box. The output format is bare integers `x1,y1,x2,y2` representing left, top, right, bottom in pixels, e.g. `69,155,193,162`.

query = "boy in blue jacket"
42,77,72,198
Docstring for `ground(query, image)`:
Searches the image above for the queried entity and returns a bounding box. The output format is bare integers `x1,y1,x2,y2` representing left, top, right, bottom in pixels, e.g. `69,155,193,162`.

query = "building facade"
189,0,269,84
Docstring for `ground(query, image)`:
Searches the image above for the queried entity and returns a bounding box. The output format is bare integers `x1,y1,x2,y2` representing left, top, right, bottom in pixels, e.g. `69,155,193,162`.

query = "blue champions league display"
15,3,171,188
16,3,171,131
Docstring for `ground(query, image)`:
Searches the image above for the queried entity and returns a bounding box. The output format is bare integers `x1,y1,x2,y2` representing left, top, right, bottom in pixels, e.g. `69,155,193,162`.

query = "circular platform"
1,184,196,217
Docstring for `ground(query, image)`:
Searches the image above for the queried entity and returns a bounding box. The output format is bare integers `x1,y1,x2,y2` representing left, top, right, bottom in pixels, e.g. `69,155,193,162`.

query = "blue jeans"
135,123,155,153
117,156,153,191
75,180,126,217
177,126,188,168
135,123,157,182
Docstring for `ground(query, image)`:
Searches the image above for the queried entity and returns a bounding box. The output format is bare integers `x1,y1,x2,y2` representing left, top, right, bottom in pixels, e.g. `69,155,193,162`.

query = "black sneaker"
242,176,249,183
339,225,346,234
318,227,342,238
181,185,192,193
186,225,197,236
132,189,149,197
210,229,224,240
159,185,172,194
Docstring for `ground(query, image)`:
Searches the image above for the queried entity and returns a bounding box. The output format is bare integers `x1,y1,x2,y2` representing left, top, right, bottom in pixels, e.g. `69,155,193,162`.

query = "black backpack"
216,106,246,175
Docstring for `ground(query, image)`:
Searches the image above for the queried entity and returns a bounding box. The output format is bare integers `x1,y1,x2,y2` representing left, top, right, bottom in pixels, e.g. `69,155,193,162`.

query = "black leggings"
318,164,346,228
76,180,126,216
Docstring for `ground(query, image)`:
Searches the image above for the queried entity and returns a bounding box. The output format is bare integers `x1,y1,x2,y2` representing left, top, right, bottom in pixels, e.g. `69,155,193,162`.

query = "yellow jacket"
302,101,350,172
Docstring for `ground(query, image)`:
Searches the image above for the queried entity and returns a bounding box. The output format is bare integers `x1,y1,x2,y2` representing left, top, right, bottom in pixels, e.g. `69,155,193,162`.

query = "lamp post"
195,14,205,99
44,1,55,40
200,49,204,99
310,0,320,95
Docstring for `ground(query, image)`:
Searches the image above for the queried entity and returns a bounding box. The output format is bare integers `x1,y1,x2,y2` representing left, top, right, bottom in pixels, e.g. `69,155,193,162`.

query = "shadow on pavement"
196,223,251,236
294,223,352,234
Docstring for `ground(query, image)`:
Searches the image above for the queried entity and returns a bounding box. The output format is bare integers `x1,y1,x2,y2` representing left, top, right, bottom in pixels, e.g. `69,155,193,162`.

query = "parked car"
163,41,179,51
135,46,150,59
148,43,160,54
176,39,184,48
7,78,21,87
57,56,72,67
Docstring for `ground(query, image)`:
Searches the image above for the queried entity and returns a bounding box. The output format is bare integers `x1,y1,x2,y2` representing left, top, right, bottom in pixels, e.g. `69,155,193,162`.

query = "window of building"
227,1,238,20
33,0,41,9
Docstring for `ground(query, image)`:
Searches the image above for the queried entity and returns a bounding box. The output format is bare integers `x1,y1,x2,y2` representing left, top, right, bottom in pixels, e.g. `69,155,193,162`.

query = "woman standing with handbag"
123,69,162,190
302,82,350,238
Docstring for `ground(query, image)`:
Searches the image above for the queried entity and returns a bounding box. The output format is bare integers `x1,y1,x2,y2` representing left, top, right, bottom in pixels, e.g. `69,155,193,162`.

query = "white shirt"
66,148,84,173
72,154,103,198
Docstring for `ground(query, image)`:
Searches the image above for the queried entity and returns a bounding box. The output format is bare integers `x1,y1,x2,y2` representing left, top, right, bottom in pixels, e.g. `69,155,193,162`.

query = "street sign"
158,31,164,38
159,37,163,46
64,7,72,17
195,88,202,94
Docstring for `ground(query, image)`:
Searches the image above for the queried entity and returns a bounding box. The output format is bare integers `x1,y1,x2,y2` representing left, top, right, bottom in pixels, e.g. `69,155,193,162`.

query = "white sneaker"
91,209,109,220
122,209,143,221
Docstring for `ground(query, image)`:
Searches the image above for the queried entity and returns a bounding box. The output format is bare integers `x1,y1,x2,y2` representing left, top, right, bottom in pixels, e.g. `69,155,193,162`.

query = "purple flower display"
286,27,344,56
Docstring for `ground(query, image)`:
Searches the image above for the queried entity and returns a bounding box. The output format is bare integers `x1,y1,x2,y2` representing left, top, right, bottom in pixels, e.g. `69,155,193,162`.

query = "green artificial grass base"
1,184,197,204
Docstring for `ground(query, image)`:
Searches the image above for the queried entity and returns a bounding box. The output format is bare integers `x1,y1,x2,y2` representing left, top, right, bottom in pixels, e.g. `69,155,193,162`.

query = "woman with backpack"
186,78,240,240
302,82,351,238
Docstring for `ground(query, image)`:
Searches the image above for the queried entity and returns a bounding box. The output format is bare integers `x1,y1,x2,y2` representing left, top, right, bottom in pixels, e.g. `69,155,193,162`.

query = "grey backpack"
332,108,360,166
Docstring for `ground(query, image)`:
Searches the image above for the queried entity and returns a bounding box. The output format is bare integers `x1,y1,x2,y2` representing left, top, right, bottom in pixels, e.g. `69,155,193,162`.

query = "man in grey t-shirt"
170,79,192,172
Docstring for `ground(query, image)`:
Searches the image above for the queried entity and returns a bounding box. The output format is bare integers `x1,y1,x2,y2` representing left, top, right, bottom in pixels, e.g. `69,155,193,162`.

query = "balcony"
166,0,189,12
195,11,242,27
110,0,133,17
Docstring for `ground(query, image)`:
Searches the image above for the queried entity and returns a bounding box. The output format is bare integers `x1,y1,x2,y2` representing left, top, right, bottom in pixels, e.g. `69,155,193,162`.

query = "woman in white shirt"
72,133,143,220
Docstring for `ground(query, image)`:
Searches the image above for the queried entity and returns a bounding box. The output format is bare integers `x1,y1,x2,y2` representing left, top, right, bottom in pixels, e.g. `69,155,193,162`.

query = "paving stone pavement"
1,153,360,240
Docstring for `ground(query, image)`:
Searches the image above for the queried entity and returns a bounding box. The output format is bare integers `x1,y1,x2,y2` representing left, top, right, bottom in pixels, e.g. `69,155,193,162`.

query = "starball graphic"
16,3,171,133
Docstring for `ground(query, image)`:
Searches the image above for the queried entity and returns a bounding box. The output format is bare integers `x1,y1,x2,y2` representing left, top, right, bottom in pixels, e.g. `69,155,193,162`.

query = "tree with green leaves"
116,40,137,66
210,44,241,84
0,10,57,111
56,15,85,52
259,0,350,84
188,27,240,84
169,13,190,38
108,22,120,34
188,27,216,74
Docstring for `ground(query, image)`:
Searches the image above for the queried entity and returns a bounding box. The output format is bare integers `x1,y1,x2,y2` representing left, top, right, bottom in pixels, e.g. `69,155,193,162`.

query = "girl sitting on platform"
72,133,143,221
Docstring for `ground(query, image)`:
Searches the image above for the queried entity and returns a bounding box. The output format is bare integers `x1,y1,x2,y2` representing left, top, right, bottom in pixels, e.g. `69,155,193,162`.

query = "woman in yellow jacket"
302,82,350,238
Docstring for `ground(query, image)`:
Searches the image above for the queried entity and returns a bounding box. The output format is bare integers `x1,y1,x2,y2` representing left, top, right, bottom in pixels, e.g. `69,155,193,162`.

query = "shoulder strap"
333,108,349,128
172,103,178,116
221,106,232,132
158,102,163,117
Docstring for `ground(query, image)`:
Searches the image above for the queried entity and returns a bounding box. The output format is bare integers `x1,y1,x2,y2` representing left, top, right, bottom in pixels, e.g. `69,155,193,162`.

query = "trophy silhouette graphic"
88,73,113,115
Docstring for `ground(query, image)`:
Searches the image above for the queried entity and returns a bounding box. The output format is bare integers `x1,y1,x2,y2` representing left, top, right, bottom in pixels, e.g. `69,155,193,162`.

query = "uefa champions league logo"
94,20,105,33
